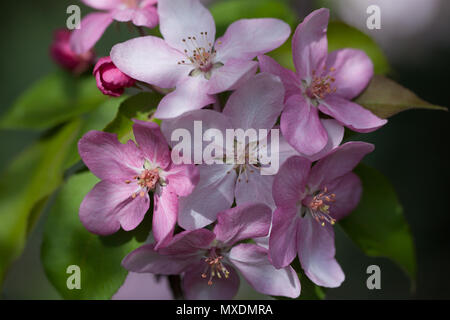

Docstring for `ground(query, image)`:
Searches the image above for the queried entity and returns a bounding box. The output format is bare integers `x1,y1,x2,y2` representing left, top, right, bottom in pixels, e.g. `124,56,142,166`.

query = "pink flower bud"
93,56,136,97
49,29,95,74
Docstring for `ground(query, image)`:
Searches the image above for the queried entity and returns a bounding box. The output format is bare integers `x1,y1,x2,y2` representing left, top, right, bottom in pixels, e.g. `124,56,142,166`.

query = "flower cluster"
75,0,386,299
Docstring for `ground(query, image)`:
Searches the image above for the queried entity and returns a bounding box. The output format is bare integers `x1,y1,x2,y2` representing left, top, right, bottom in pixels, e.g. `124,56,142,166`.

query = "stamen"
308,186,336,226
201,248,230,286
306,67,338,101
177,31,220,77
136,168,160,190
127,167,160,200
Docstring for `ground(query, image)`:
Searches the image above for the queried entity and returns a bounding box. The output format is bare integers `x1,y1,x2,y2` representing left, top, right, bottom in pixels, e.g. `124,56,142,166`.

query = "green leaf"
41,172,151,299
0,121,81,284
340,164,416,280
0,72,108,130
355,75,447,118
327,21,390,75
210,0,298,36
64,96,128,170
104,92,162,142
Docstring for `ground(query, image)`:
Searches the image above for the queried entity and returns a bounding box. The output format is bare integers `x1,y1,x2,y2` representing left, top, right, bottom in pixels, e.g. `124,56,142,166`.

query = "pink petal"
79,180,149,235
207,59,258,94
254,235,269,249
81,0,121,10
277,134,301,170
112,272,173,300
178,164,237,230
158,0,215,52
132,5,159,28
132,120,171,170
214,203,272,246
258,55,301,100
183,261,240,300
119,195,151,231
78,131,143,182
247,126,296,177
326,49,374,100
122,244,200,274
292,8,329,79
326,172,362,221
215,18,290,62
141,0,158,5
110,36,189,89
308,141,374,190
100,64,135,89
153,187,178,249
223,73,285,133
70,12,113,54
281,95,328,156
269,207,299,268
297,217,345,287
160,109,232,163
319,95,387,133
158,229,216,256
234,169,275,209
111,8,135,22
165,164,199,197
229,244,300,298
272,155,311,208
304,119,344,162
153,76,216,119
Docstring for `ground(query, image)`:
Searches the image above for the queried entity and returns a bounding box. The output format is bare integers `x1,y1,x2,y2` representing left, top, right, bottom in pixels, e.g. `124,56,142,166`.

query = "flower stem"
168,275,184,300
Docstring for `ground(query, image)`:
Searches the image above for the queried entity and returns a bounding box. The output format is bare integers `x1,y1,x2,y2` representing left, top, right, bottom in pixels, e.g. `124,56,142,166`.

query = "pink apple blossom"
122,203,301,299
110,0,291,119
78,120,199,248
161,73,345,230
94,56,136,97
269,142,374,287
71,0,159,54
258,8,387,156
49,29,95,74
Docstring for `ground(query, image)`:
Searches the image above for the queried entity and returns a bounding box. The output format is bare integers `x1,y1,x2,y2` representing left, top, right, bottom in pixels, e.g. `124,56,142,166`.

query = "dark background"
0,0,448,299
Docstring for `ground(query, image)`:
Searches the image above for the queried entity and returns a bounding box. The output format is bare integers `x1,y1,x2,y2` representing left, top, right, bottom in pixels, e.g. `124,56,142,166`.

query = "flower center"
225,140,264,182
305,68,337,102
126,167,160,198
177,32,223,80
201,247,230,286
303,187,336,226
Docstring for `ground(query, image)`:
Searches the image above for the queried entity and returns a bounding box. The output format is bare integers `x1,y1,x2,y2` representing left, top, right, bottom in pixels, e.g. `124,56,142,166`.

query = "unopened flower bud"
93,56,136,97
49,29,95,74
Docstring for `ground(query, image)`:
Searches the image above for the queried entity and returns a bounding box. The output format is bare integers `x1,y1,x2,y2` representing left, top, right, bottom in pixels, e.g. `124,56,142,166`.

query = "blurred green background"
0,0,449,299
